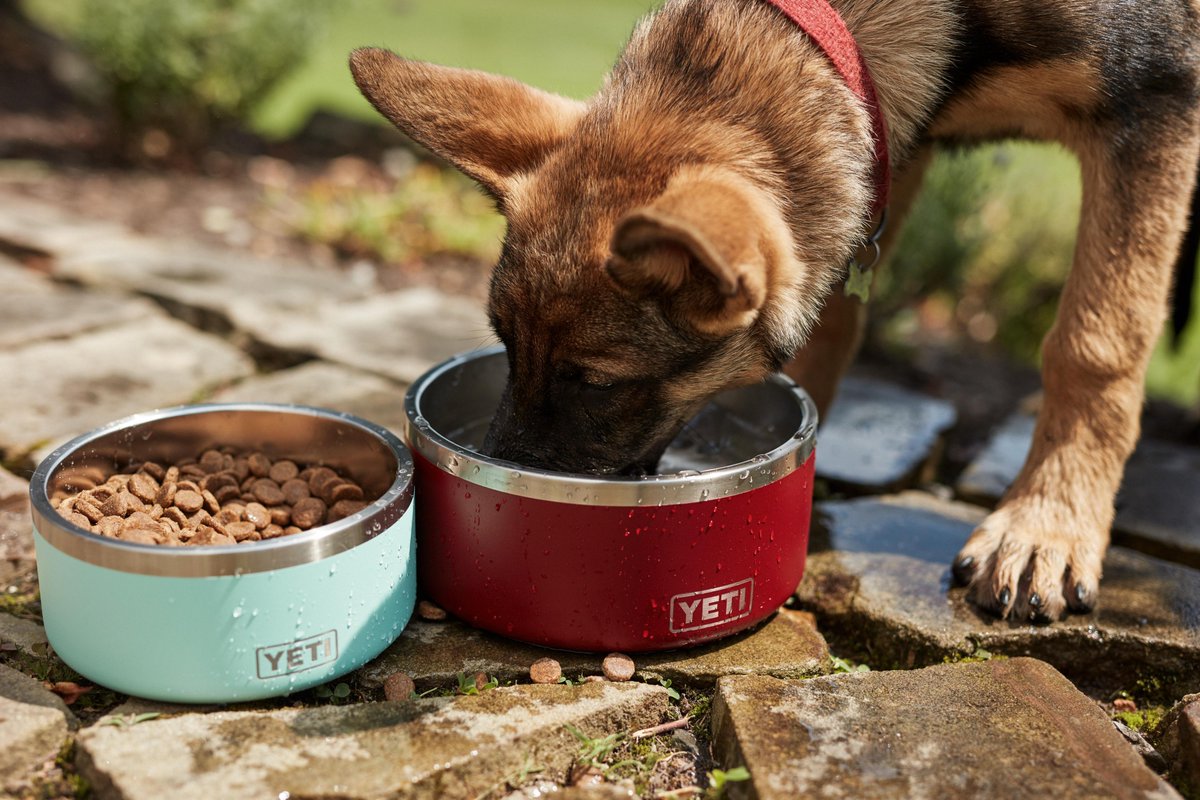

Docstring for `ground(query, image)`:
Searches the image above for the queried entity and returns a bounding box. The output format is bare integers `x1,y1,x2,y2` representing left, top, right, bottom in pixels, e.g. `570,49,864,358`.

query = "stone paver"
77,682,669,800
0,278,159,351
712,658,1180,799
210,361,409,434
956,413,1200,568
0,314,254,464
0,662,76,785
0,614,48,658
817,376,957,492
358,610,829,691
1156,694,1200,796
238,289,494,384
955,412,1034,503
0,506,35,590
0,465,28,512
795,493,1200,699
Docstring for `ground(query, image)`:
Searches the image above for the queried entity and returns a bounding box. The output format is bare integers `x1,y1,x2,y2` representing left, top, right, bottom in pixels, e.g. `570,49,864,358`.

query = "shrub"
72,0,329,153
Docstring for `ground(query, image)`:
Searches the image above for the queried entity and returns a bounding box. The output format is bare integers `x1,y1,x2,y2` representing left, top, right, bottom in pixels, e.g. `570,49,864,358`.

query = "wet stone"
955,412,1035,504
957,413,1200,568
76,682,669,800
0,663,76,785
795,492,1200,700
0,315,254,465
210,361,410,435
1155,694,1200,795
358,610,827,691
712,659,1180,799
816,376,957,492
238,288,494,384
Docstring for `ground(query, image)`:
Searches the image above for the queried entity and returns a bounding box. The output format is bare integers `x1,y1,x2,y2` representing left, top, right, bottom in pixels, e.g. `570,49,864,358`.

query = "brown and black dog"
350,0,1200,623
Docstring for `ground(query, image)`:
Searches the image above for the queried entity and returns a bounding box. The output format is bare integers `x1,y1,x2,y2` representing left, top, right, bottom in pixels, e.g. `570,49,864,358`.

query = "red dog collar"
762,0,891,217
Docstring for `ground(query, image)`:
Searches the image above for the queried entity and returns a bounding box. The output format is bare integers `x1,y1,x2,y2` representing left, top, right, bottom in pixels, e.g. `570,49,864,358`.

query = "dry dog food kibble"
52,448,371,547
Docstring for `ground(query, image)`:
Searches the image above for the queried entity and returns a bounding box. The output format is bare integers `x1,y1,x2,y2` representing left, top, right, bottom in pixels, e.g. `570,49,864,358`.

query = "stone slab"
357,610,829,691
210,361,409,435
712,659,1180,799
0,315,254,464
1156,694,1200,797
0,195,143,262
0,662,75,784
238,288,494,384
956,414,1200,568
0,508,36,590
955,412,1034,503
77,682,669,800
794,492,1200,699
0,614,48,657
0,465,28,512
816,377,957,493
0,280,159,350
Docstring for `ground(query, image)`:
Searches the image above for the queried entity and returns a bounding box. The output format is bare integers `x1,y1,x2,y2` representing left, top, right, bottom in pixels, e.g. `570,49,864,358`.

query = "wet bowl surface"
405,346,817,652
29,403,416,703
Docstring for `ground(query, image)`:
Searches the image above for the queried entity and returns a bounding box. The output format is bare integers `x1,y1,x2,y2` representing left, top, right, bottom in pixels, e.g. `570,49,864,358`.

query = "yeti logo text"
256,630,339,679
669,578,755,633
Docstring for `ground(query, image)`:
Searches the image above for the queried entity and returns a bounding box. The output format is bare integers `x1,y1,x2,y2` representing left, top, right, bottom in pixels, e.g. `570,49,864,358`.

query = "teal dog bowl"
29,404,416,704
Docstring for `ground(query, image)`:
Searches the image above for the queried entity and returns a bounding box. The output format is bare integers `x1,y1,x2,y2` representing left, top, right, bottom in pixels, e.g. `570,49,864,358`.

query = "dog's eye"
581,379,616,393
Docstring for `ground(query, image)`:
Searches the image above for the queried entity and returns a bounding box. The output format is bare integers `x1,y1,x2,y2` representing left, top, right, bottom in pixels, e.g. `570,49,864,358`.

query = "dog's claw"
1029,592,1042,608
951,555,975,585
998,586,1012,608
1069,582,1097,614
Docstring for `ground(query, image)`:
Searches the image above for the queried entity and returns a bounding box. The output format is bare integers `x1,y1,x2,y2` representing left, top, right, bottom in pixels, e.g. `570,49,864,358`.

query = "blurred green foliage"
28,0,331,151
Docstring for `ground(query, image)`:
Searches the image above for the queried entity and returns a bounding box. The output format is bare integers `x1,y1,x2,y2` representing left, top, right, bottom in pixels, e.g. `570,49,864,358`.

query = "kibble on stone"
530,658,562,685
382,672,415,702
417,600,448,622
602,653,636,682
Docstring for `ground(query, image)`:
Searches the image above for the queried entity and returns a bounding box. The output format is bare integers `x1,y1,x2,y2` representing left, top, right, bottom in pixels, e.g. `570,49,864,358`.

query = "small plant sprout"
706,766,751,798
101,712,162,728
314,681,352,702
830,655,870,674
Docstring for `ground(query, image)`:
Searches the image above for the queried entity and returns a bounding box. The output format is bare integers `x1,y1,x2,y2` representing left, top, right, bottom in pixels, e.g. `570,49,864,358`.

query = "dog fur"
351,0,1200,622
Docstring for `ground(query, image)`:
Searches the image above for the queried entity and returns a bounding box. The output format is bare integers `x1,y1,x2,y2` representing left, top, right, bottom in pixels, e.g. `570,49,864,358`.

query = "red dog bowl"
405,346,817,652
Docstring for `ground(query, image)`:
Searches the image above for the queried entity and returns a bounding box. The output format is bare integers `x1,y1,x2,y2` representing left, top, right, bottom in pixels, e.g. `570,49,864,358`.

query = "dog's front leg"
783,147,932,417
954,124,1200,621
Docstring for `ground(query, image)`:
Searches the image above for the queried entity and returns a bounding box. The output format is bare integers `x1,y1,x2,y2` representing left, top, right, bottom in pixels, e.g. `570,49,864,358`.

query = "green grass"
252,0,655,137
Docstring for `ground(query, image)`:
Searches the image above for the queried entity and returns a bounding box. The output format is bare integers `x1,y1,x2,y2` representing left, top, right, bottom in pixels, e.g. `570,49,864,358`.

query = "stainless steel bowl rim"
405,346,818,506
30,403,414,577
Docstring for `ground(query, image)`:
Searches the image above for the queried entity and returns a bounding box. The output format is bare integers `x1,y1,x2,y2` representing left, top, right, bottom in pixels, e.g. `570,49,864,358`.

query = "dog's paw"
950,502,1106,622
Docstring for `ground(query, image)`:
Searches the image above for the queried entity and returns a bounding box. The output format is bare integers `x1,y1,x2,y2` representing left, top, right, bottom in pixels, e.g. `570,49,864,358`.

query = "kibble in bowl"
30,403,415,703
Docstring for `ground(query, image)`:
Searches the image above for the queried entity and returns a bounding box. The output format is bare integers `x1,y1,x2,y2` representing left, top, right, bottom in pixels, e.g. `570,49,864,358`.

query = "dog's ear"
608,167,782,336
349,47,585,199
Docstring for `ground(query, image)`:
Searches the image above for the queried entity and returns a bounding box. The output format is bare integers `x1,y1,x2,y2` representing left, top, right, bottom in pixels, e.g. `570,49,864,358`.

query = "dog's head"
350,45,848,474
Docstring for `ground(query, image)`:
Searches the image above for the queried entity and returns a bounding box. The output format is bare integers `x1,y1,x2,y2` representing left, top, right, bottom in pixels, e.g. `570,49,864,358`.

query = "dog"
350,0,1200,623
